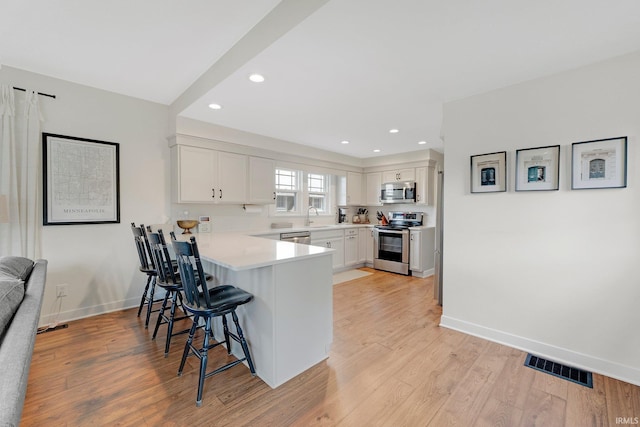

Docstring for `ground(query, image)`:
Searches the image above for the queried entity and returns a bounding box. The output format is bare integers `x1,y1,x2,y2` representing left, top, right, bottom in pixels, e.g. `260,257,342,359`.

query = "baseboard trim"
39,296,142,327
411,268,434,278
440,315,640,387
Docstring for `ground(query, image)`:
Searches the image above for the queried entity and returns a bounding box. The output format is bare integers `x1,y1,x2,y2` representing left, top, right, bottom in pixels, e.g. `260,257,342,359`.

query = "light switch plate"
198,216,211,233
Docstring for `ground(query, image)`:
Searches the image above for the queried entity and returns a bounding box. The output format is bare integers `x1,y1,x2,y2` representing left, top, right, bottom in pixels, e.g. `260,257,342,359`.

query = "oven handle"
374,228,408,235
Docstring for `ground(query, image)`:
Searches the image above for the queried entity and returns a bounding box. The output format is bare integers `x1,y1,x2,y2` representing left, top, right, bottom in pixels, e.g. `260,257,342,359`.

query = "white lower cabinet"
409,227,435,277
344,228,359,266
311,229,345,270
410,230,422,271
360,227,374,264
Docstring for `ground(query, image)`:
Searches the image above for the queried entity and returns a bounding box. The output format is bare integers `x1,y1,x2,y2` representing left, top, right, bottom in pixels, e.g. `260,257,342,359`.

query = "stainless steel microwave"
380,181,416,204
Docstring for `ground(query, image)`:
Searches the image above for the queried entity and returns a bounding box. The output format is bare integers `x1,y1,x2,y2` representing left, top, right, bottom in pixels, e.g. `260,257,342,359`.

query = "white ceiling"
3,1,640,159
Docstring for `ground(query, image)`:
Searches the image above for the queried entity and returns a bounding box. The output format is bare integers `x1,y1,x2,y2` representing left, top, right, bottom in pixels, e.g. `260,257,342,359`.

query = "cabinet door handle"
219,189,223,199
273,191,276,200
212,188,215,198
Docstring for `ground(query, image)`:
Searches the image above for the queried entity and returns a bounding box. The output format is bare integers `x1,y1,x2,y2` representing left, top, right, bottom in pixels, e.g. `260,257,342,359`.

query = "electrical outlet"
56,284,68,297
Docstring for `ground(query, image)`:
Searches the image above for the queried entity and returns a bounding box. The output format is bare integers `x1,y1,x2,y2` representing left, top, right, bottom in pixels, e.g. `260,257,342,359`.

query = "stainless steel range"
373,212,423,275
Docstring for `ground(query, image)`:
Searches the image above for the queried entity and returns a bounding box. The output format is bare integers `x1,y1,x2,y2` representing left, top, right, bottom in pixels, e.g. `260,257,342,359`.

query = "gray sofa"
0,257,47,427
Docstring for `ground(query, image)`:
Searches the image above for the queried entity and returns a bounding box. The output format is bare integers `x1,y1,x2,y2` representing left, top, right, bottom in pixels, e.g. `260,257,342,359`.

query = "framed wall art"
571,136,627,190
515,145,560,191
43,133,120,225
470,151,507,193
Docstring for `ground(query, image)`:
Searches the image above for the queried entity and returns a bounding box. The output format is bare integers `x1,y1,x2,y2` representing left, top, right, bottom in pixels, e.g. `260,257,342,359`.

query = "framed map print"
515,145,560,191
571,137,627,190
470,151,507,193
43,133,120,225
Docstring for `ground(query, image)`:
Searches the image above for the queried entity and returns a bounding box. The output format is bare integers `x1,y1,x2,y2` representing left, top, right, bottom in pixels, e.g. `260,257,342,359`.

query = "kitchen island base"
202,253,333,388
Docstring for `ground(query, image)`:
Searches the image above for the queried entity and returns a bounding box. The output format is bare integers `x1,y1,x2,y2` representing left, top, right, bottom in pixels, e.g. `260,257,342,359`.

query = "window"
275,169,299,212
308,173,328,212
274,169,332,215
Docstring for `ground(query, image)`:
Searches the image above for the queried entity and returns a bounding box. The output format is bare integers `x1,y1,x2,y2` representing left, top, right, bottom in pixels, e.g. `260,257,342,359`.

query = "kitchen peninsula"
177,232,334,388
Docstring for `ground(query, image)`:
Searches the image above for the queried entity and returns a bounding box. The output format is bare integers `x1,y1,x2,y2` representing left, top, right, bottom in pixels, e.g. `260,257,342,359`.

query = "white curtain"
0,84,43,259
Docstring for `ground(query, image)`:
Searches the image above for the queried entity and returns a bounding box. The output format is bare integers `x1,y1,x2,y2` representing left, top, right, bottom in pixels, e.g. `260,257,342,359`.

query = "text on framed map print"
43,133,120,225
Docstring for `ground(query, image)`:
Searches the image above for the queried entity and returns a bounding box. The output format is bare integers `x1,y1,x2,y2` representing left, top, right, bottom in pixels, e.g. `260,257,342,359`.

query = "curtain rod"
12,86,56,99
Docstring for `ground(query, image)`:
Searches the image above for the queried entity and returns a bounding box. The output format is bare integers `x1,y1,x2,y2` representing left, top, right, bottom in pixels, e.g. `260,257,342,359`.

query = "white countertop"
176,232,333,271
176,222,434,271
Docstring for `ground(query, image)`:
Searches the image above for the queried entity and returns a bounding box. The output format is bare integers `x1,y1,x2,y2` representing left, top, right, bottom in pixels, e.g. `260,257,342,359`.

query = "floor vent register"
524,354,593,388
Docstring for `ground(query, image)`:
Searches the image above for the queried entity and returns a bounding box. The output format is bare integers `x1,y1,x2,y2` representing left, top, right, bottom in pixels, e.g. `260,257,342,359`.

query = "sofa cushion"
0,279,25,335
0,256,35,281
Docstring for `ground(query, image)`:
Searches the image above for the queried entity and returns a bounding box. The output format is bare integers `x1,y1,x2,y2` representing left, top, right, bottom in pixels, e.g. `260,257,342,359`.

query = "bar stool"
131,223,162,328
172,236,256,407
147,230,193,357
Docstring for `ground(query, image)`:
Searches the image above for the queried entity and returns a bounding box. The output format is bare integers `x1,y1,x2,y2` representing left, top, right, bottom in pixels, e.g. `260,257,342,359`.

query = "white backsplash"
168,202,436,234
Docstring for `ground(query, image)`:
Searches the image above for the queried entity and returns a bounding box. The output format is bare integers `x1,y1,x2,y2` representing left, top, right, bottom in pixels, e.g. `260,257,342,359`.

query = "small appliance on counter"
338,208,347,223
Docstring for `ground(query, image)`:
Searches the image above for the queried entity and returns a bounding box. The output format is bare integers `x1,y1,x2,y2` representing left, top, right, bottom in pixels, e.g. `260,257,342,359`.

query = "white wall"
441,52,640,385
0,66,170,325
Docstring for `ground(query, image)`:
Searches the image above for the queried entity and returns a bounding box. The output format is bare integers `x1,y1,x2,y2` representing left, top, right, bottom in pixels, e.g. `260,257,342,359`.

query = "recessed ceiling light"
249,73,265,83
208,103,222,110
389,129,399,134
373,149,381,153
418,140,427,145
341,140,350,144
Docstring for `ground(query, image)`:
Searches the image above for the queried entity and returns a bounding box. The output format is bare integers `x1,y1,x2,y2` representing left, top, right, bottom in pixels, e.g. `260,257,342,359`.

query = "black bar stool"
147,230,193,357
131,223,163,328
172,236,256,407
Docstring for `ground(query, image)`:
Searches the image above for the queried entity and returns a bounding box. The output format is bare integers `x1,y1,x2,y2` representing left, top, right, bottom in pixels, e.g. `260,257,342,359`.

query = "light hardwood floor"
22,269,640,426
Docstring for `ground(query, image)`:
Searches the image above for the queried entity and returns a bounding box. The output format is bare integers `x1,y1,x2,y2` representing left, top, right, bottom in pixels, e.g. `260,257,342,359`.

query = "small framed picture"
470,151,507,193
571,137,627,190
515,145,560,191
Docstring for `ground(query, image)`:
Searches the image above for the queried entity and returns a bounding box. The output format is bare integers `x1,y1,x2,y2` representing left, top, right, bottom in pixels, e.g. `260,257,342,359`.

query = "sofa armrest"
0,259,47,427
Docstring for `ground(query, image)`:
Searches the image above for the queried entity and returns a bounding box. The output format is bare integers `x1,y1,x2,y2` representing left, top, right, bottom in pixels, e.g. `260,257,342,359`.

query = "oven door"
373,228,410,274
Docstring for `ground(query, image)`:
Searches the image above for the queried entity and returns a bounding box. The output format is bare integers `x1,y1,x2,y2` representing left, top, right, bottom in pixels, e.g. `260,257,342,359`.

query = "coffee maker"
338,208,347,223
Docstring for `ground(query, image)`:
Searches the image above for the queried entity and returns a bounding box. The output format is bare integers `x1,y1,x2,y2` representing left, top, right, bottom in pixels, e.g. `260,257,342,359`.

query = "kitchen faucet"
305,206,319,226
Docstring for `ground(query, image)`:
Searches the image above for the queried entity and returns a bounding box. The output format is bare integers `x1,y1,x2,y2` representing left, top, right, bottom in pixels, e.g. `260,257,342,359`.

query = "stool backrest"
172,237,212,309
131,222,153,271
147,230,179,285
139,224,156,269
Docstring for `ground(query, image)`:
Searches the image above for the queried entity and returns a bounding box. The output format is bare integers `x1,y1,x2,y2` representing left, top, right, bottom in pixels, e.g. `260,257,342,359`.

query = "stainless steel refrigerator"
433,170,444,306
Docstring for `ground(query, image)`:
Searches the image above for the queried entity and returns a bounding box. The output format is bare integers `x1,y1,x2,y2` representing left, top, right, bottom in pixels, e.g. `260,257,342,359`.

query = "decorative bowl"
176,219,199,234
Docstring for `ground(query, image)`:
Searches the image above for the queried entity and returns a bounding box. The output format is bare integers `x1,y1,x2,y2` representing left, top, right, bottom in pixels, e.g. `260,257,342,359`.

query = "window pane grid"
308,174,325,192
276,169,297,191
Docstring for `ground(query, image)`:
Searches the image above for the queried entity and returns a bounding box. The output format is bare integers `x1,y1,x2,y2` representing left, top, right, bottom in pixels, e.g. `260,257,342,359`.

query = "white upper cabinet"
174,145,217,203
173,145,247,204
346,172,363,206
382,168,415,183
415,166,435,205
337,172,364,206
248,156,275,204
217,151,248,203
365,172,382,206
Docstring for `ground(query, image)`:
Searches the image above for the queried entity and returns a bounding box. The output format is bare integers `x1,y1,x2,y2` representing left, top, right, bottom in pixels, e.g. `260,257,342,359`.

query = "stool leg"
222,314,231,354
144,277,157,329
196,317,212,407
164,290,179,357
152,291,170,340
137,275,152,317
179,315,199,376
231,311,255,375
